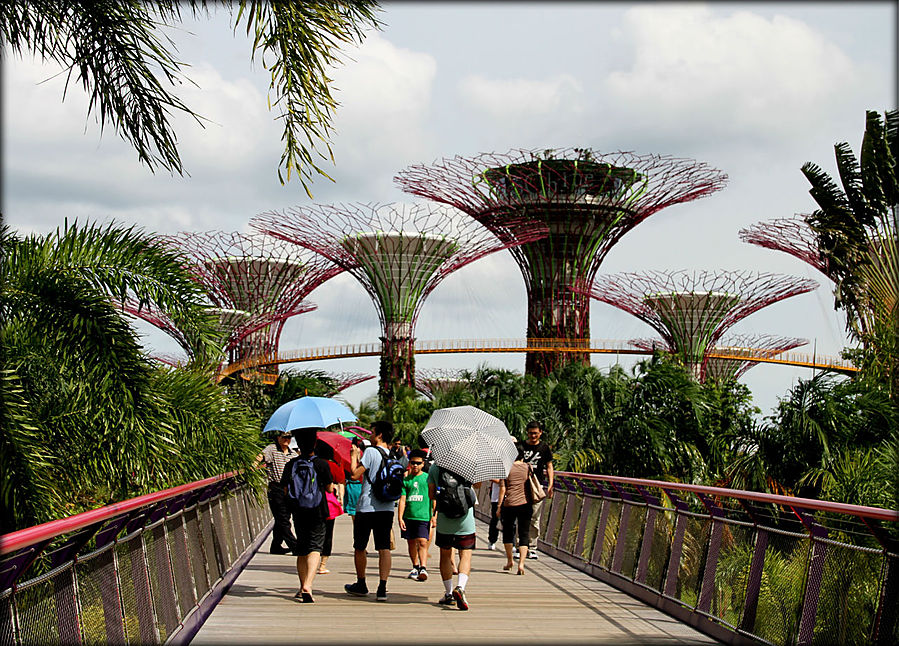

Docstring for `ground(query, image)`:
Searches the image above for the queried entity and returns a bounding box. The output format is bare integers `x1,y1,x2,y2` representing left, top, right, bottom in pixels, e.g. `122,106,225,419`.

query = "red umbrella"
315,431,353,472
327,460,346,484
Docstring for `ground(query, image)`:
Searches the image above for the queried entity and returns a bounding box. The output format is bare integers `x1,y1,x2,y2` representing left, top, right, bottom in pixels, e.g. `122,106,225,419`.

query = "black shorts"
353,511,394,551
435,532,476,550
291,509,327,556
401,519,430,540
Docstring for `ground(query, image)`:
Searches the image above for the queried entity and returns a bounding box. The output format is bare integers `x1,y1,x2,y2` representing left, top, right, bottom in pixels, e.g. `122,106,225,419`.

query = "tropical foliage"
802,109,898,397
0,1,382,193
0,222,264,532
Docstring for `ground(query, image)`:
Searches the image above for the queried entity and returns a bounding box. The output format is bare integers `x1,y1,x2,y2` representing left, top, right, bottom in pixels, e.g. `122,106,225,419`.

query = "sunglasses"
409,461,424,466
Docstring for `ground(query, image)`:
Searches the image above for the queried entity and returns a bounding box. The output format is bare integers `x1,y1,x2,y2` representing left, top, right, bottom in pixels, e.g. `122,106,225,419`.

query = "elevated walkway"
192,514,716,645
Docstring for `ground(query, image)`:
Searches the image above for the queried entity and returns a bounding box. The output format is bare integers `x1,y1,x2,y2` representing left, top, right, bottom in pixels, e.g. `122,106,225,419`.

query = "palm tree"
0,221,259,530
0,1,382,194
801,109,898,395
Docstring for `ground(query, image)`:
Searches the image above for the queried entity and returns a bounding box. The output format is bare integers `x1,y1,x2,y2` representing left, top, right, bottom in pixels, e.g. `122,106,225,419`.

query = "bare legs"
296,552,322,600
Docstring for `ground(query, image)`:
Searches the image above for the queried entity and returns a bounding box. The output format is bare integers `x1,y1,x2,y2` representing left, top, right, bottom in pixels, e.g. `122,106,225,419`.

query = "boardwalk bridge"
3,470,896,645
216,337,857,383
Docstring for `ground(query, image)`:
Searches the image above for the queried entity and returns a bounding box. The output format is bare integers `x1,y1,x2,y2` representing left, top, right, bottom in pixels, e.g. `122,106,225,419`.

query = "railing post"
634,485,660,586
696,492,725,615
794,507,829,646
662,488,689,598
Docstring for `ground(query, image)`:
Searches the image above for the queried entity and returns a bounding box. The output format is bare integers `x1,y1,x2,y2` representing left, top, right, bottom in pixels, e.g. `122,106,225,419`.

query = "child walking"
397,449,432,581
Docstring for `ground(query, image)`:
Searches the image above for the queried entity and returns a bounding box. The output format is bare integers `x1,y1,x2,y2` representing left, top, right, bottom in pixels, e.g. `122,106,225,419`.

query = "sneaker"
407,567,420,579
487,542,496,551
417,567,429,581
344,581,369,596
512,547,520,558
376,585,388,602
452,585,469,611
528,550,539,560
438,593,455,605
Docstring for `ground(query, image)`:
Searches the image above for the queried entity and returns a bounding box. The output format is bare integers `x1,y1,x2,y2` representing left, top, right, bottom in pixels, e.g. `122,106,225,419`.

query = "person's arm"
398,494,407,530
545,455,555,498
498,480,507,508
428,480,438,527
349,444,366,481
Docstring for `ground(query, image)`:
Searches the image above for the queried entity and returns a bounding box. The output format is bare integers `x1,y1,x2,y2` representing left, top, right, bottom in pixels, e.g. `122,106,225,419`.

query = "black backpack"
367,446,405,502
435,468,476,519
286,457,323,510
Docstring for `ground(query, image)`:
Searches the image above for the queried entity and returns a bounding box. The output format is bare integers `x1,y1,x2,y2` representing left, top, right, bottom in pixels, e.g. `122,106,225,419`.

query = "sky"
3,2,897,418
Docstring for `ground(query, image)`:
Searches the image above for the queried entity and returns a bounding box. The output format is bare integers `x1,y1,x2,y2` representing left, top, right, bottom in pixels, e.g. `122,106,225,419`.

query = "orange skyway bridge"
216,337,857,382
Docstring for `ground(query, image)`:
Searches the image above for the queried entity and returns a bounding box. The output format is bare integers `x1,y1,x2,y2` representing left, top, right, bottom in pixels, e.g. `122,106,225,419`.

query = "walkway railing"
217,337,857,380
474,473,898,646
0,473,270,645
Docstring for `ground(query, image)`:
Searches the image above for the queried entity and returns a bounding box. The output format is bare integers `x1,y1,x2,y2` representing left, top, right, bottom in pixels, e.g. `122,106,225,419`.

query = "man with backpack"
345,420,404,601
428,464,479,610
279,429,334,603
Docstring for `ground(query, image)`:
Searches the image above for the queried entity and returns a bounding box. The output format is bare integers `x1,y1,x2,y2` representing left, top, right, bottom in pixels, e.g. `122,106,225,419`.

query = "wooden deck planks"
192,514,719,644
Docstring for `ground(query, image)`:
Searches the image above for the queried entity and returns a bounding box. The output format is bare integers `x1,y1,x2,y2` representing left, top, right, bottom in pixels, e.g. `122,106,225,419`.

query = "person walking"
345,421,397,602
521,421,554,559
487,479,501,550
398,449,432,581
428,465,479,610
279,429,334,603
257,431,299,555
498,445,533,575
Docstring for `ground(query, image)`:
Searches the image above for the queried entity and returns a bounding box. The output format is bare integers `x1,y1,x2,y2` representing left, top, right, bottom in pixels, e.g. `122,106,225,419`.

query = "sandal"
517,568,525,575
317,568,330,574
503,562,513,571
301,591,315,603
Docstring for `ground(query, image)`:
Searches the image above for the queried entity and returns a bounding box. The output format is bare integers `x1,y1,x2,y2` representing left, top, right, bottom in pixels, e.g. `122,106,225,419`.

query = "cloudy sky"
3,2,896,416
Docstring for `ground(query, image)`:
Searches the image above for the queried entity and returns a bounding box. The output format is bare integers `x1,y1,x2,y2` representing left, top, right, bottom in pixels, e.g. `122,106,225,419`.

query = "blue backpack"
286,457,323,510
367,447,405,502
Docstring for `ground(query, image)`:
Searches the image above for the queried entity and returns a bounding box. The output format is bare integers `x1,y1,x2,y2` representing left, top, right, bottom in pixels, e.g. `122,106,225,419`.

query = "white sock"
457,572,469,590
443,579,453,595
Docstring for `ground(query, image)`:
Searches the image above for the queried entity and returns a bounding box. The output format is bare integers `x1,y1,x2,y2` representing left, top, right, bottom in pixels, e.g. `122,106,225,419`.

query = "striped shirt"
261,444,298,484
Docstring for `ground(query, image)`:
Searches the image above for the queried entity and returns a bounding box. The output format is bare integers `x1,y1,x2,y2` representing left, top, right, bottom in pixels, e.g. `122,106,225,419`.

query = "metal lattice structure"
414,367,465,399
576,270,818,378
326,372,376,394
631,333,808,381
251,202,544,404
396,147,728,377
739,216,831,276
162,231,344,372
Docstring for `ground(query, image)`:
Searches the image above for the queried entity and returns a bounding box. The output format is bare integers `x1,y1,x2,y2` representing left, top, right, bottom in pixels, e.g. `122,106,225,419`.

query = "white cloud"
458,74,584,120
604,6,864,144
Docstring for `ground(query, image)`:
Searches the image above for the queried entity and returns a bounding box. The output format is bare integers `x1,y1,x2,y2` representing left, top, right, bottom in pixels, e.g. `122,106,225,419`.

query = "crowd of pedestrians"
257,419,554,611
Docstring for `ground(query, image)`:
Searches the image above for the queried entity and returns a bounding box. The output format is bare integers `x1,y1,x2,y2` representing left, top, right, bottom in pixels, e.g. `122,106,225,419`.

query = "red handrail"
0,471,238,556
557,472,899,523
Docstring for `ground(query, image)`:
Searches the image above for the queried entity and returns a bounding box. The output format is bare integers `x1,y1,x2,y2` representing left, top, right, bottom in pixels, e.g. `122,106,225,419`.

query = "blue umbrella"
263,396,357,433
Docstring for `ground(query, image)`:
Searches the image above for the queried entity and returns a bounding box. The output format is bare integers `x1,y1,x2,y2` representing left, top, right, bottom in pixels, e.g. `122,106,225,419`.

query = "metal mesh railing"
0,473,270,645
475,472,899,646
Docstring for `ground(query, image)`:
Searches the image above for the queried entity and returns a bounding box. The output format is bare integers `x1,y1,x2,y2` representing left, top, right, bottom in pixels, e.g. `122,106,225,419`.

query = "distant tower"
630,333,808,381
162,231,343,377
575,270,818,379
396,147,727,377
251,203,543,405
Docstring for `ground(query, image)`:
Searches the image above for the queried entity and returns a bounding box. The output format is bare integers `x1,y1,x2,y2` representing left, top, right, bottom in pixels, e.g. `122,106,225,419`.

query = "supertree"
395,147,728,377
739,216,831,276
160,231,344,375
251,202,545,405
326,372,376,395
574,269,818,379
630,333,808,382
414,367,465,399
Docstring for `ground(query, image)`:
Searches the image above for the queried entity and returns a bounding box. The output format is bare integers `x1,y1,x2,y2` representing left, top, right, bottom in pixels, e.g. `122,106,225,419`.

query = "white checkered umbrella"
421,405,518,483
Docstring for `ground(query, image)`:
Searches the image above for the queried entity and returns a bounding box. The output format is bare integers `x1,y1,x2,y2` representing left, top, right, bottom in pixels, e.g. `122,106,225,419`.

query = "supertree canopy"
575,269,818,379
631,333,808,382
162,231,343,371
739,216,831,276
251,202,544,405
414,367,465,399
395,147,728,377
